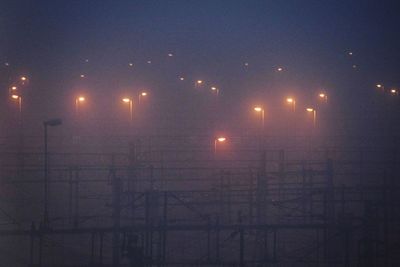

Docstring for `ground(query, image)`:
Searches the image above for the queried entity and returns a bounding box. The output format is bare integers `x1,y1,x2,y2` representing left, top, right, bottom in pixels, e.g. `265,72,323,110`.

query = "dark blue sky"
1,0,399,136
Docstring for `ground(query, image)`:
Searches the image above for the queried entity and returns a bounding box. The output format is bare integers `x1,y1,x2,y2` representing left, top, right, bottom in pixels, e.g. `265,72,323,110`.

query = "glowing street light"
319,93,328,103
211,86,219,96
376,84,384,91
179,77,185,81
390,89,398,95
75,96,85,115
277,67,284,72
138,91,148,104
11,94,22,113
10,85,17,91
214,136,226,155
306,108,316,128
286,97,296,112
20,76,28,86
253,106,265,129
196,80,203,86
122,97,133,122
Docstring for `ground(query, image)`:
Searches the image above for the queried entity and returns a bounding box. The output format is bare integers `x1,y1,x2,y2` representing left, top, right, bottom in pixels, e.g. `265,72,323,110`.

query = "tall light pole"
286,97,296,112
122,98,133,122
138,92,147,104
211,86,220,97
318,93,328,103
43,118,62,227
214,137,226,156
253,106,265,129
306,108,316,128
11,94,22,115
75,96,85,116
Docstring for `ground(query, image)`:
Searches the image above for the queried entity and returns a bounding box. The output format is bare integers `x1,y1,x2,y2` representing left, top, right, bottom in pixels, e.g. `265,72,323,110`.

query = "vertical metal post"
43,124,49,227
74,168,80,228
29,222,35,267
111,166,121,267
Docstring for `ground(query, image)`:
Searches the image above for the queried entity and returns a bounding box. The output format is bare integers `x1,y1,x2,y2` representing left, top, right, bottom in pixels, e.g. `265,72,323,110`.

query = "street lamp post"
306,108,316,128
253,106,265,129
214,137,226,156
138,92,147,104
286,97,296,112
11,94,22,115
75,96,85,116
319,93,328,103
211,86,220,97
122,98,133,122
43,118,62,227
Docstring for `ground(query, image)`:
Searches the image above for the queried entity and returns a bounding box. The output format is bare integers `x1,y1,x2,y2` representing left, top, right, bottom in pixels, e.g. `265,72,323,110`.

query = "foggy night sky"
1,0,400,137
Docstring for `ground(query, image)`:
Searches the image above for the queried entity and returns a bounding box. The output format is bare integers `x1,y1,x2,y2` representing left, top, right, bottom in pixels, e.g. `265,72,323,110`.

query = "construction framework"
0,135,399,267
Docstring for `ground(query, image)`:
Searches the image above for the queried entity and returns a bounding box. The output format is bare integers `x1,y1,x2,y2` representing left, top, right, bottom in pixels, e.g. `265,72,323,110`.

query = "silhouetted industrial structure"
1,134,399,266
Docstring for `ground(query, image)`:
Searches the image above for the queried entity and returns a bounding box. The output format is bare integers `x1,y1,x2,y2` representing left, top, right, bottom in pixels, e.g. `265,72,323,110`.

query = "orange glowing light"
11,94,19,99
376,84,383,88
197,80,203,85
319,93,325,98
11,86,17,91
20,76,27,81
286,98,294,103
254,106,263,112
390,89,397,94
217,137,226,142
77,96,85,102
306,108,314,112
122,98,131,103
141,92,147,96
211,86,217,91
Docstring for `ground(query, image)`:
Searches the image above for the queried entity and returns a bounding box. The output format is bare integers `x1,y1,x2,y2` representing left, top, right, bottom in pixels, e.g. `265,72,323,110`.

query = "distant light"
11,94,19,99
197,80,203,85
319,93,326,98
217,137,226,142
306,108,314,112
179,77,185,81
244,62,249,67
390,89,397,94
147,60,152,64
348,51,353,56
211,86,217,91
141,92,147,96
80,74,85,78
77,96,85,102
21,76,27,81
277,67,283,72
352,64,357,69
254,106,263,112
376,84,383,88
122,98,131,103
11,86,17,91
85,59,89,62
4,62,9,66
129,63,133,67
286,98,294,103
168,53,173,57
